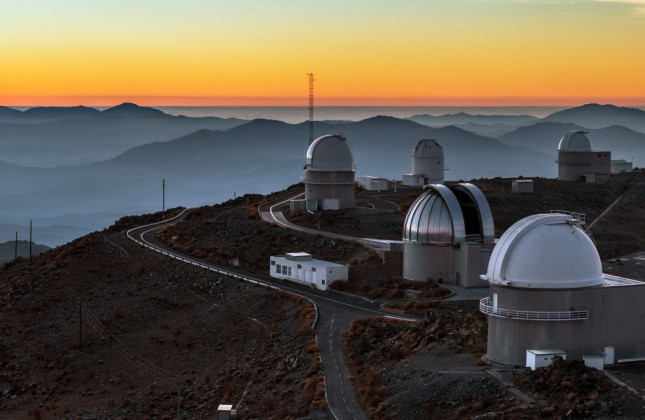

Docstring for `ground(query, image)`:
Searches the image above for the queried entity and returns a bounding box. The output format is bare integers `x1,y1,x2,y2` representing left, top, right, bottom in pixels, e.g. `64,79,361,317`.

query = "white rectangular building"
526,349,566,370
512,179,534,193
270,252,348,291
358,176,389,191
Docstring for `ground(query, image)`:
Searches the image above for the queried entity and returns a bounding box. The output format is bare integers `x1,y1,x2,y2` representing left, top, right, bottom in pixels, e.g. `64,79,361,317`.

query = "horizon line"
3,95,645,108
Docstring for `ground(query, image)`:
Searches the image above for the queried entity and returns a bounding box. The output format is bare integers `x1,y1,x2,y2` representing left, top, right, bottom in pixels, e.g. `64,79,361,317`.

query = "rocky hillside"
0,211,325,419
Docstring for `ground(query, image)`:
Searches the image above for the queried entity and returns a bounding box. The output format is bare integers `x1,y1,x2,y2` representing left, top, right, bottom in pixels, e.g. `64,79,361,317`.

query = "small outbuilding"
358,176,389,191
512,179,534,193
611,159,633,174
270,252,347,291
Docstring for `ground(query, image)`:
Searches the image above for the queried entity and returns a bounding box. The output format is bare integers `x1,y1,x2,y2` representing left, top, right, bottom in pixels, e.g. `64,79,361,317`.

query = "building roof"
557,130,593,152
412,139,444,159
305,134,354,171
483,213,604,289
273,255,346,268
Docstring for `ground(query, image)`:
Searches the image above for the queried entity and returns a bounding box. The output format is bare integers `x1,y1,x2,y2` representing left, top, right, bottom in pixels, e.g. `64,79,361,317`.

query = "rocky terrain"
343,302,645,419
3,171,645,419
0,210,325,419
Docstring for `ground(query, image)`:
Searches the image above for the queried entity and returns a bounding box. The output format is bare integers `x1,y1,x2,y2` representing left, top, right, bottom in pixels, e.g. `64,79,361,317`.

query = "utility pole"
79,300,82,351
307,73,315,145
29,220,32,262
14,232,18,259
162,179,165,214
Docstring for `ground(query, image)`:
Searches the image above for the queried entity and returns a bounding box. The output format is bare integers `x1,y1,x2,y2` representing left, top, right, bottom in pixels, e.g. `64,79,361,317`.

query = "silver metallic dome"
403,184,465,245
557,130,593,152
484,213,603,289
305,134,354,171
403,183,495,245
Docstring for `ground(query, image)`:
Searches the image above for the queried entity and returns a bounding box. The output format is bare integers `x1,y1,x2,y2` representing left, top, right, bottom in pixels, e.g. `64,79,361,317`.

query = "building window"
297,264,301,269
288,267,292,276
271,260,275,266
276,264,281,273
312,267,316,272
322,279,326,285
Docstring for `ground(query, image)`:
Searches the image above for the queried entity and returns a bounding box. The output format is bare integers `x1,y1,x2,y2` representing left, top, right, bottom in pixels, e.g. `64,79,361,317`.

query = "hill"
497,122,645,166
408,112,538,127
0,240,51,263
0,103,247,166
542,103,645,133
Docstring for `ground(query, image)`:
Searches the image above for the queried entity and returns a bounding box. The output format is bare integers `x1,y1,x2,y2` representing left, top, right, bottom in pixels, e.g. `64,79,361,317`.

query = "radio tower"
307,73,315,145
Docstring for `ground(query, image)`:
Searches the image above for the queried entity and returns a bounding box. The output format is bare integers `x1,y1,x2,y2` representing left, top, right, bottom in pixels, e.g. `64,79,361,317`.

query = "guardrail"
479,297,588,321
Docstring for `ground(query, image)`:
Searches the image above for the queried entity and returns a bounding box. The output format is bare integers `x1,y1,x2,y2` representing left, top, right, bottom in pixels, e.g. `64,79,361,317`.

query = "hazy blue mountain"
497,122,645,166
0,115,559,246
542,103,645,133
100,102,168,118
21,105,102,122
408,112,538,127
0,240,51,263
0,106,23,120
452,122,520,137
0,109,248,166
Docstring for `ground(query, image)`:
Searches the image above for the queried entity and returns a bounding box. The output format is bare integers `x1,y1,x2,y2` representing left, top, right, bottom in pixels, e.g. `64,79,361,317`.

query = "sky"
1,0,645,106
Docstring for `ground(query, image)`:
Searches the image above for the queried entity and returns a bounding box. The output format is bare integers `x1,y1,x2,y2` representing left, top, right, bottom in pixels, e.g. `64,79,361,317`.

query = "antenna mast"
307,73,314,145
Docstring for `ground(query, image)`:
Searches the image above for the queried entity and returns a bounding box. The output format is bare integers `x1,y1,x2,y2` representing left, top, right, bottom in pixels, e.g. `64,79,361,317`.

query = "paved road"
127,210,417,420
258,191,395,251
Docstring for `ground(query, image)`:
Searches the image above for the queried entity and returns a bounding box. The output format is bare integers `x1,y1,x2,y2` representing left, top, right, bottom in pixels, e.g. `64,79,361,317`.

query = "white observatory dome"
306,134,354,171
413,139,443,159
484,213,604,289
403,184,466,245
557,130,593,152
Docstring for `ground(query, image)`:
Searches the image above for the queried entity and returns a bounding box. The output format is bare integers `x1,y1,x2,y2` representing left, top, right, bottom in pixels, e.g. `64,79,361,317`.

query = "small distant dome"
485,214,603,289
402,184,465,245
413,139,443,158
306,134,354,171
558,130,593,152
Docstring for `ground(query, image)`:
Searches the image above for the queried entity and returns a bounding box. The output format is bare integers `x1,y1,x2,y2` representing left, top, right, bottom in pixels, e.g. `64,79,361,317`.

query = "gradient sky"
2,0,645,106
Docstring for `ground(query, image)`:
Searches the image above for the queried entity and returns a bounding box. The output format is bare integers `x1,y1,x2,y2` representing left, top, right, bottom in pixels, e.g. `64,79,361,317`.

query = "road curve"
127,209,417,420
258,191,394,251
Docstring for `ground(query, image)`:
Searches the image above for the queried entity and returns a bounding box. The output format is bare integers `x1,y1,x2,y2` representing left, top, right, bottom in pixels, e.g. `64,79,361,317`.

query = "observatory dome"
557,130,593,152
413,139,443,159
402,184,465,245
485,213,604,289
306,134,354,171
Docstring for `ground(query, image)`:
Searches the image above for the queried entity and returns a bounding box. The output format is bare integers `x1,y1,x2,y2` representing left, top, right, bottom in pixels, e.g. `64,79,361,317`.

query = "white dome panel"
306,134,354,171
485,214,603,289
557,131,593,152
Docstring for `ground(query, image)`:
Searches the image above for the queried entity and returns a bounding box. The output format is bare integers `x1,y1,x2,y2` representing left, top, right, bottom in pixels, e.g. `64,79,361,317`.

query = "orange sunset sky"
2,0,645,106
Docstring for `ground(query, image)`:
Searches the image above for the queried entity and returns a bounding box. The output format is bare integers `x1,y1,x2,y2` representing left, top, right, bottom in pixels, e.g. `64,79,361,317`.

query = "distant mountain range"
1,102,644,246
0,103,247,166
408,112,539,127
0,240,51,263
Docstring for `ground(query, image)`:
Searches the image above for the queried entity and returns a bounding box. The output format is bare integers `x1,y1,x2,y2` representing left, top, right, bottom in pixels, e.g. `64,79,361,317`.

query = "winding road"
127,207,417,420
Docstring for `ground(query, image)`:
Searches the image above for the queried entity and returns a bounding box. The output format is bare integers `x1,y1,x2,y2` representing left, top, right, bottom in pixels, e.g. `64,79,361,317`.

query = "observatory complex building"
302,134,355,211
402,139,445,186
402,183,494,288
556,131,611,183
480,213,645,368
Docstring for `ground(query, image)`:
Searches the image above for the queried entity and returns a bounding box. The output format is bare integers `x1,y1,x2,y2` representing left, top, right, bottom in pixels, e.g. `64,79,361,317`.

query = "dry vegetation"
331,276,451,305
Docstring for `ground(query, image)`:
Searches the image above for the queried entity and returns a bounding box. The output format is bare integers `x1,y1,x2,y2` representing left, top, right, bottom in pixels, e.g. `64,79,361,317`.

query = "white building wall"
269,256,348,290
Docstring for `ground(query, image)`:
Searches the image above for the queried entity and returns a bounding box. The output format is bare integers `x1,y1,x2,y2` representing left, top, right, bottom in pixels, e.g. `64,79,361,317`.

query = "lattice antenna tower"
307,73,315,145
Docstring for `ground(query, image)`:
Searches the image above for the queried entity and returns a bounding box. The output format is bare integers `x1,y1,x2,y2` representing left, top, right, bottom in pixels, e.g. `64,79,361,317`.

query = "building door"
305,270,310,284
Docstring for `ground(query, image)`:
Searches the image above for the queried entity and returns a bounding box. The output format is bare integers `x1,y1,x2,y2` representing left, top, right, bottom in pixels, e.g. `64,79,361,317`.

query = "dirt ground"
343,302,645,419
0,212,325,420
